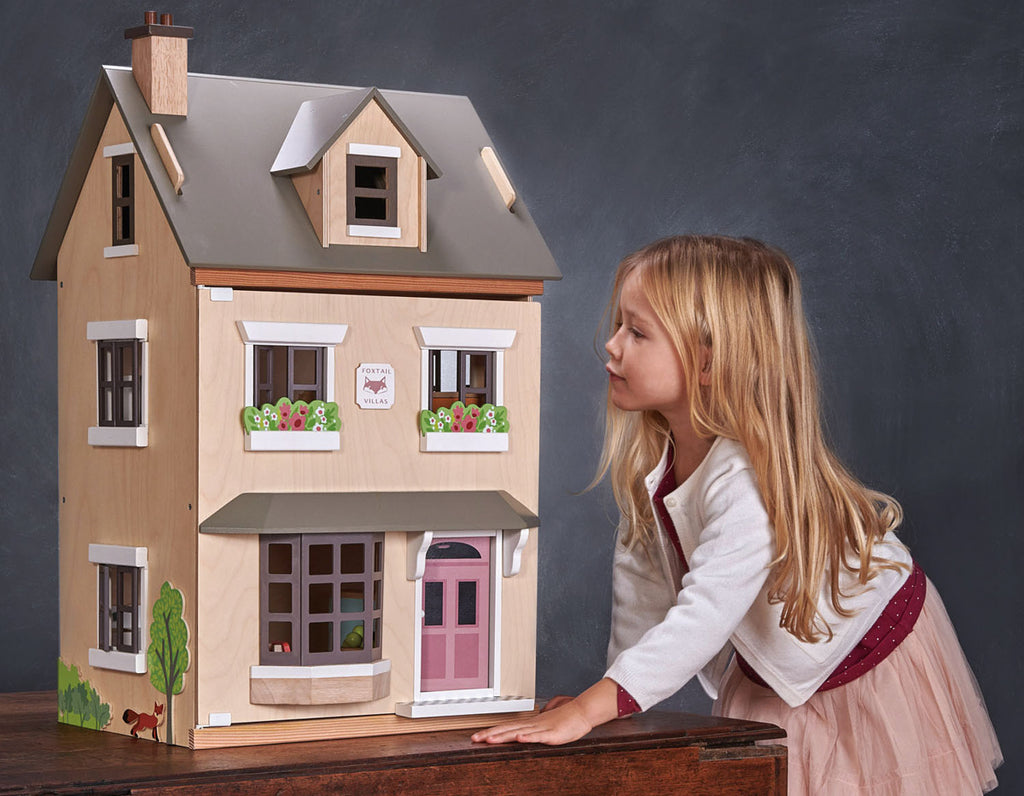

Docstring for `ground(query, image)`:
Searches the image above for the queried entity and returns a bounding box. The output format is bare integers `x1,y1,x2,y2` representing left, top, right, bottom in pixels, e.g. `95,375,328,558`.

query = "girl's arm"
471,678,619,745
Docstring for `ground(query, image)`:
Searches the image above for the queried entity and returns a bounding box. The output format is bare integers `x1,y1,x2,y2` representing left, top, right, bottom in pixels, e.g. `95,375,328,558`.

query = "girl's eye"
629,327,644,339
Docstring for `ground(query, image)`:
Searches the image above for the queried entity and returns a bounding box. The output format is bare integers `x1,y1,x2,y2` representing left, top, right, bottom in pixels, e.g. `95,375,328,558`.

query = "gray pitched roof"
31,67,560,283
270,86,442,179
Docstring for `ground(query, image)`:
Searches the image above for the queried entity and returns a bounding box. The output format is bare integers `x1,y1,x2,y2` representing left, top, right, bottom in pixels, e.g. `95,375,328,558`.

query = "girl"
472,235,1002,794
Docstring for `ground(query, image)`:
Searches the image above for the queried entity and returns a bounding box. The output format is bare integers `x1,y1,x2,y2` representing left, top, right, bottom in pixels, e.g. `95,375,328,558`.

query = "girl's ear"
698,346,712,386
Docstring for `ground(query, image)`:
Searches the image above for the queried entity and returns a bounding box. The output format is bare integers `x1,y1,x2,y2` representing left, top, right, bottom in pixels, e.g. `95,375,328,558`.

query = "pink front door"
421,536,490,692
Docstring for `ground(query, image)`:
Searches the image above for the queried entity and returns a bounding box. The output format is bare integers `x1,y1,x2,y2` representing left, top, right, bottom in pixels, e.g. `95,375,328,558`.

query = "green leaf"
242,405,261,432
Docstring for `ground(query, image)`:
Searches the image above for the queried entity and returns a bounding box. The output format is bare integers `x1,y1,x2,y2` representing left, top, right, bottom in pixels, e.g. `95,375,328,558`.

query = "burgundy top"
614,446,924,715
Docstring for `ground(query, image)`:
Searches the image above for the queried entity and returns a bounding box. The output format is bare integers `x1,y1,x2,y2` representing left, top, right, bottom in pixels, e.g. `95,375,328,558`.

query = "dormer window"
348,154,397,228
271,88,441,251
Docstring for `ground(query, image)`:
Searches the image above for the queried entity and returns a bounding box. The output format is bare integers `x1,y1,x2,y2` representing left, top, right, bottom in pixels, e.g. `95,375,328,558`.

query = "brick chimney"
124,11,194,116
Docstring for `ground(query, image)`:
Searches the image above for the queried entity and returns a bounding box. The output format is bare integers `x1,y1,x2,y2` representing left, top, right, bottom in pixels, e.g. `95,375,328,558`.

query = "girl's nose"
605,331,620,358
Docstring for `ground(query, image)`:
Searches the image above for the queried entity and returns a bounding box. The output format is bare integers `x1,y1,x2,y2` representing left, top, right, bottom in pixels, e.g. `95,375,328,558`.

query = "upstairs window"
87,320,148,447
111,153,134,246
429,350,494,411
97,340,143,428
254,345,324,406
347,154,397,227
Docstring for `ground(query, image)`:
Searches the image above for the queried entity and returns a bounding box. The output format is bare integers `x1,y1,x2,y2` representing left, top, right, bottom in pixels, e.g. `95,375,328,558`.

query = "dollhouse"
32,13,559,748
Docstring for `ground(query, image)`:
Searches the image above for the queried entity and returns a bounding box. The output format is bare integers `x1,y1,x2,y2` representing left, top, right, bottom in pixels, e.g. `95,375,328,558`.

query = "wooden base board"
190,708,538,749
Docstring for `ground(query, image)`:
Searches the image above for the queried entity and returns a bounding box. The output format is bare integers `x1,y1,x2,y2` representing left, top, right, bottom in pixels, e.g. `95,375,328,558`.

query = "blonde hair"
596,235,904,643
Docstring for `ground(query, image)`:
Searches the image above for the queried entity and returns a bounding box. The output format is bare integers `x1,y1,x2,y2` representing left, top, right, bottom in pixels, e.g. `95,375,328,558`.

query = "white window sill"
420,432,509,452
103,244,139,258
250,660,391,680
89,648,147,673
395,695,534,718
245,431,340,451
250,660,391,705
89,426,148,447
347,224,401,239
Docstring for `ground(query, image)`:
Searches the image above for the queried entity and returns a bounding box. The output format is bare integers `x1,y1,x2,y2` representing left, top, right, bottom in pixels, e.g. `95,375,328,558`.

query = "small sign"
356,363,395,409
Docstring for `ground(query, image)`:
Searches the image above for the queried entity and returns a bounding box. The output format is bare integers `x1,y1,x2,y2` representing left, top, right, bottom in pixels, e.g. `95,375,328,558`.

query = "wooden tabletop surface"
0,691,787,795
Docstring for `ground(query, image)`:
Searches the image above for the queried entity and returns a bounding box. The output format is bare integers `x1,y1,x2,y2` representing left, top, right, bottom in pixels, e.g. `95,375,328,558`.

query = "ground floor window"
98,563,141,653
260,533,384,665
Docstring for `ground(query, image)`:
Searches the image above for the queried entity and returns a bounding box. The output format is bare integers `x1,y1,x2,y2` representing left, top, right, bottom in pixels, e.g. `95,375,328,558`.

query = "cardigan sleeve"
604,464,775,711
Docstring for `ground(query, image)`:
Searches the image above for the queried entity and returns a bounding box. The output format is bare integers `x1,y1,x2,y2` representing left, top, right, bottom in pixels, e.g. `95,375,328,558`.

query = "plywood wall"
57,107,198,746
196,289,540,725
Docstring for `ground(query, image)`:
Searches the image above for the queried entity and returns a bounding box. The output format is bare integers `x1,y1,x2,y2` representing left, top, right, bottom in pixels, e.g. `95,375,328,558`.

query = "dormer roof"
270,87,442,179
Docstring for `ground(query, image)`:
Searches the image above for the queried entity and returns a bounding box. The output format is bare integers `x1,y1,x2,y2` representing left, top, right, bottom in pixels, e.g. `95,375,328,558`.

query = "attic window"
348,154,397,228
111,154,134,245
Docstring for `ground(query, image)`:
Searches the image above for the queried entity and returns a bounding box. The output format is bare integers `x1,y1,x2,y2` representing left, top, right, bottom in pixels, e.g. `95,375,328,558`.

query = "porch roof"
200,490,538,535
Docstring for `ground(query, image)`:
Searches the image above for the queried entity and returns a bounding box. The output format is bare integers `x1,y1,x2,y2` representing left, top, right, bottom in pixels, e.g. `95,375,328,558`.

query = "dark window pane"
340,582,364,612
373,541,383,572
372,617,381,648
354,165,387,189
268,621,292,653
458,581,477,626
466,354,488,388
426,541,482,560
118,163,131,198
267,543,293,575
339,544,364,574
292,348,318,384
308,544,333,575
372,579,381,611
354,196,387,220
268,582,292,614
308,582,333,614
307,621,333,653
424,581,443,626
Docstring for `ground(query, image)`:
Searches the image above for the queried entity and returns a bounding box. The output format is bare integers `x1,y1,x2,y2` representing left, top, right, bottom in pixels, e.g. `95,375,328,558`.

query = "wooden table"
0,691,786,794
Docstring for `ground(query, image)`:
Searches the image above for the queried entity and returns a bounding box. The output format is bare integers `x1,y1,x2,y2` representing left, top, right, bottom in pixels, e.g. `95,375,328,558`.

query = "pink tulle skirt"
713,580,1002,795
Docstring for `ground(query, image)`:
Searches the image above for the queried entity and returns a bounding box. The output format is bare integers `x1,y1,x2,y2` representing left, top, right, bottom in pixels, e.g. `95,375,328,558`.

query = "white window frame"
103,143,139,258
87,319,148,447
414,327,516,453
88,544,148,673
236,321,348,451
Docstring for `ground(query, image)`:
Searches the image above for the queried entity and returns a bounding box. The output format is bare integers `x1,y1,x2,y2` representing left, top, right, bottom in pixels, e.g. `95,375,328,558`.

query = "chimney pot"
160,13,173,25
144,10,157,24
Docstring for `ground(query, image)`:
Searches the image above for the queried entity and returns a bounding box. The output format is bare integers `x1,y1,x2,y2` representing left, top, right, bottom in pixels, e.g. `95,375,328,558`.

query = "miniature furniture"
0,691,788,795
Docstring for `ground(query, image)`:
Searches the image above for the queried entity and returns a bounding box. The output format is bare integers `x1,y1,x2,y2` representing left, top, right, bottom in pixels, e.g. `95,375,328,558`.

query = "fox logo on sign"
356,363,395,409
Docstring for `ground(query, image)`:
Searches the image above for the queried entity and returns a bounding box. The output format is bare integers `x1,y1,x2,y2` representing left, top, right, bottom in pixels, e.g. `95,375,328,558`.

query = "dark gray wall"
2,0,1018,787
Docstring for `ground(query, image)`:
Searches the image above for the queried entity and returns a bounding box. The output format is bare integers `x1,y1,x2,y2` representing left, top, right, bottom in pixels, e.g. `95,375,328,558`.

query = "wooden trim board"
190,707,540,749
191,267,544,297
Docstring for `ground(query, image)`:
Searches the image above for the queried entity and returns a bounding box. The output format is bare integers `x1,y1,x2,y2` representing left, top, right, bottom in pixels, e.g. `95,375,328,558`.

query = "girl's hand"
471,699,594,745
540,695,574,712
470,679,619,746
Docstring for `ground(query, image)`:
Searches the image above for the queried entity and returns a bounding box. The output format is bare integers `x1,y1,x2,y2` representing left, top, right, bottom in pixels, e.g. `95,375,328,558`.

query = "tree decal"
147,581,189,744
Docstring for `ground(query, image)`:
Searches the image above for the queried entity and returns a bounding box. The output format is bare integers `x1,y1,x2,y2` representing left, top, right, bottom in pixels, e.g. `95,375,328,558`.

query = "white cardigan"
604,437,912,708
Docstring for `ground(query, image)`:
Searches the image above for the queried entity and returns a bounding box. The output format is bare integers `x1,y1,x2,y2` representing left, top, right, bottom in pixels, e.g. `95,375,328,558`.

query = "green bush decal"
419,402,509,435
243,397,340,433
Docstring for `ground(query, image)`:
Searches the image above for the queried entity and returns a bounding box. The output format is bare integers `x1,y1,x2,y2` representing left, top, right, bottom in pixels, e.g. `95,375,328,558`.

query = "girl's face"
604,270,690,424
